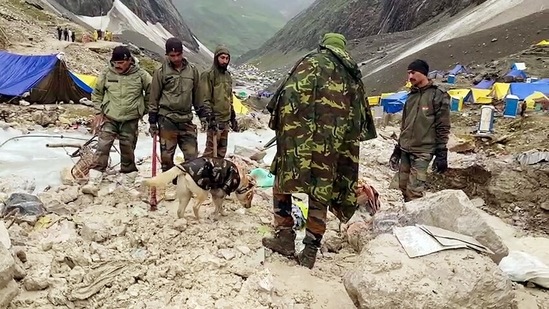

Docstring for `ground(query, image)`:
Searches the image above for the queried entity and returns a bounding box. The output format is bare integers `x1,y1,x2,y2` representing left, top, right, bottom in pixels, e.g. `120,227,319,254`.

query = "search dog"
142,157,255,220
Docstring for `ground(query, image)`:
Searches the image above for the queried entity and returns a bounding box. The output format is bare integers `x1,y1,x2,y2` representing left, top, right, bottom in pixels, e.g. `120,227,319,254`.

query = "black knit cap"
165,37,183,53
407,59,429,77
111,46,131,62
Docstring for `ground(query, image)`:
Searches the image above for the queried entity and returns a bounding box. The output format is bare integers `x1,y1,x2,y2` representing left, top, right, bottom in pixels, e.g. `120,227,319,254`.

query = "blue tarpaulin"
69,72,93,94
381,91,408,114
474,79,495,89
533,78,549,84
0,51,58,96
509,83,549,100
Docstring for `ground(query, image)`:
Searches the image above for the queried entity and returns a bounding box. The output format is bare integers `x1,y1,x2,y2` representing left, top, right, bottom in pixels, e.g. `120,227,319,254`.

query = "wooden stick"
46,143,82,148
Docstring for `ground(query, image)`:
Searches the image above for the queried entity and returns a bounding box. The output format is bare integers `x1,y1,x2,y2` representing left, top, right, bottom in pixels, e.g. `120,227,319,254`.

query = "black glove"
230,118,239,132
389,145,401,171
432,148,448,173
148,123,158,137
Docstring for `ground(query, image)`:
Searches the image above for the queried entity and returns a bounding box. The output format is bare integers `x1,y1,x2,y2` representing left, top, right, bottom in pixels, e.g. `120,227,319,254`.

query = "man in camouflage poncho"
263,33,377,268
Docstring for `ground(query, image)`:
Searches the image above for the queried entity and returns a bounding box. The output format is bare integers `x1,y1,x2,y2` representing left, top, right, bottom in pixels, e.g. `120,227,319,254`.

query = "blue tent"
381,91,408,114
509,83,549,100
505,70,527,79
0,51,89,104
448,65,469,75
474,79,495,89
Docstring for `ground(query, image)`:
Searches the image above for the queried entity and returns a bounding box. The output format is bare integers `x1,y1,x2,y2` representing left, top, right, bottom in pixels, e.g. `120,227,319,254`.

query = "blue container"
447,74,456,84
450,97,461,111
503,95,520,118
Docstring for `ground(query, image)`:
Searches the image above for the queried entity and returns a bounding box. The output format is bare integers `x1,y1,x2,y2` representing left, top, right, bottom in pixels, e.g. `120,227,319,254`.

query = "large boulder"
403,190,509,263
343,234,515,309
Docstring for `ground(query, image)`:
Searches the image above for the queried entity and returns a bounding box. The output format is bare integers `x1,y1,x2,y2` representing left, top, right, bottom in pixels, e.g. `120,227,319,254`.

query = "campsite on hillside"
0,0,548,308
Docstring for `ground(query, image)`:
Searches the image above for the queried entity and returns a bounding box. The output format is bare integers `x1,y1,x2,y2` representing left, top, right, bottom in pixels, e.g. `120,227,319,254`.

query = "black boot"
262,228,296,257
297,244,319,269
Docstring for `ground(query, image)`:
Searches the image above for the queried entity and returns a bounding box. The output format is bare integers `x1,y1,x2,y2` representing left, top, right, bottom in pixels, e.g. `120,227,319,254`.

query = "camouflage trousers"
398,151,433,202
89,118,139,173
272,181,327,248
158,116,198,172
203,123,229,158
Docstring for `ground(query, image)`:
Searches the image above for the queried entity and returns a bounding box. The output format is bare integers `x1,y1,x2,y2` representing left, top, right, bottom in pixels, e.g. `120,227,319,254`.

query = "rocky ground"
1,1,549,309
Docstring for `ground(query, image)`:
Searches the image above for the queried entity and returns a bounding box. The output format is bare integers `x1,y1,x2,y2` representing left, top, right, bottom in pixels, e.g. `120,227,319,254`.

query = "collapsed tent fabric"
510,83,549,100
524,91,548,109
536,40,549,46
71,72,98,93
448,89,471,100
70,72,94,94
0,51,90,103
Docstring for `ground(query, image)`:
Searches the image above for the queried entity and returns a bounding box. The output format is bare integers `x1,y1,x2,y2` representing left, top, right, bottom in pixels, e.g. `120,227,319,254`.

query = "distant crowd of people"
56,26,75,42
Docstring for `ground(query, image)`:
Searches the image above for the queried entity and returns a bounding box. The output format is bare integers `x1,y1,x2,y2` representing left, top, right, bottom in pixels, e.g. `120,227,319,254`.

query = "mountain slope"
237,0,486,65
51,0,199,51
173,0,314,57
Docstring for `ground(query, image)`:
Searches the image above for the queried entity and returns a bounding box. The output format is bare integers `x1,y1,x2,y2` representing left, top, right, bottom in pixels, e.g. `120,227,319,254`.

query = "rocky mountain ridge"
237,0,487,64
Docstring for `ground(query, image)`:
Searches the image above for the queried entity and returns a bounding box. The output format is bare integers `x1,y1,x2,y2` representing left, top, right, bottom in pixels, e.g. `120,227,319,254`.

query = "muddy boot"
81,169,103,196
262,228,296,257
297,244,318,269
120,171,138,188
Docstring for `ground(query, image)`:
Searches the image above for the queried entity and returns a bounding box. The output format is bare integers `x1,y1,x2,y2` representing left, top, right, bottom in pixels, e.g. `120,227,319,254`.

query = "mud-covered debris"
2,193,46,217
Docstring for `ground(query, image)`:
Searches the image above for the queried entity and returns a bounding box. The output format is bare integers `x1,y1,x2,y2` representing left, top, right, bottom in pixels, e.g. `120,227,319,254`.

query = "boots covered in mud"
298,235,320,269
81,169,103,196
262,228,296,257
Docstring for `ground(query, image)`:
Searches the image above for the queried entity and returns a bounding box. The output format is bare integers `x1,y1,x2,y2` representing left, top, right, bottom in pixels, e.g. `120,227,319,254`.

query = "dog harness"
180,157,241,194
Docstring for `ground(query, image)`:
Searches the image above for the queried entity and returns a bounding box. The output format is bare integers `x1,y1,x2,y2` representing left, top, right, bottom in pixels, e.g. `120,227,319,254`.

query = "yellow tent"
448,88,470,99
470,88,492,104
73,73,98,89
525,91,548,109
491,83,510,100
232,94,248,114
536,40,549,46
367,96,380,106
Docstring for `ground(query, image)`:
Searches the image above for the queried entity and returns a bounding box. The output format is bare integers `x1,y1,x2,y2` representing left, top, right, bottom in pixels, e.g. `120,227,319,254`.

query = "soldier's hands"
91,113,104,135
389,144,401,171
432,148,448,173
230,118,239,132
148,123,158,137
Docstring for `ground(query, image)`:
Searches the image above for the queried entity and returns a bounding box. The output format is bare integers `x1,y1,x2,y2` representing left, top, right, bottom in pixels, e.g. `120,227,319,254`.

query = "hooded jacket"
200,46,234,123
149,57,211,123
92,59,152,122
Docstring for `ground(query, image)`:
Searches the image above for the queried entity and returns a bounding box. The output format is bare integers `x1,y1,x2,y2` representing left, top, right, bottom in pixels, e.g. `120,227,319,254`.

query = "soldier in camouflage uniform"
148,38,213,180
263,33,377,269
200,45,239,158
82,46,152,196
389,59,451,202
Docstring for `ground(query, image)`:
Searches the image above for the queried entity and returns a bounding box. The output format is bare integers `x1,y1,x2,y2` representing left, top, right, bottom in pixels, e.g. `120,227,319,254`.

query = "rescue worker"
148,37,212,182
388,59,451,202
56,26,62,41
82,46,152,196
262,33,377,269
200,45,239,158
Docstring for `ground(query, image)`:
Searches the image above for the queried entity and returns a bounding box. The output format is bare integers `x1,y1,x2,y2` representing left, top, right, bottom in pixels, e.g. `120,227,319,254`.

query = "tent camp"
71,73,249,114
509,83,549,100
0,51,90,104
448,65,469,75
380,91,408,114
